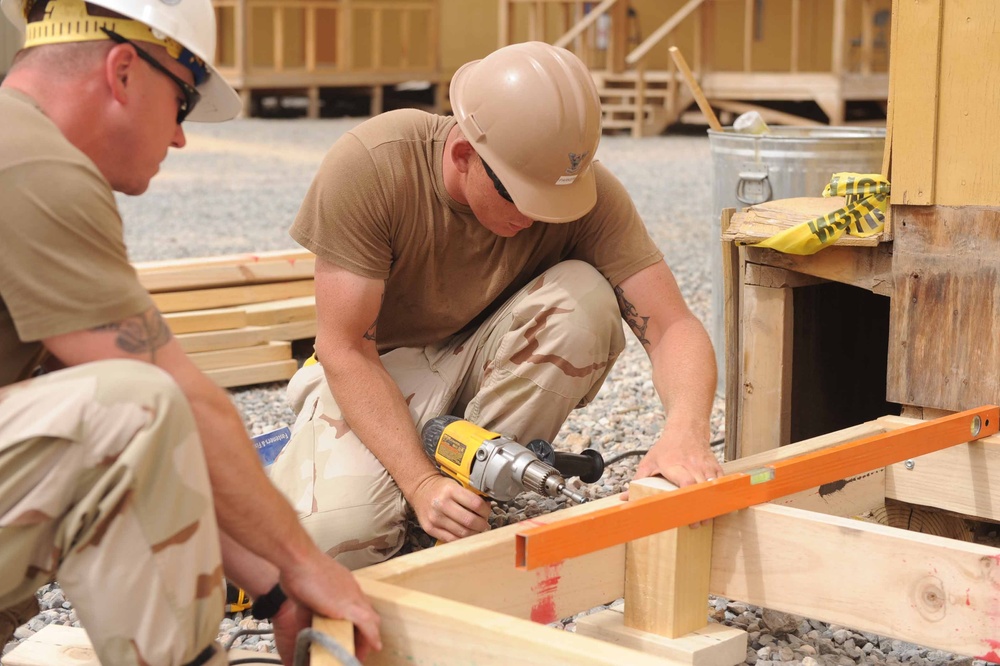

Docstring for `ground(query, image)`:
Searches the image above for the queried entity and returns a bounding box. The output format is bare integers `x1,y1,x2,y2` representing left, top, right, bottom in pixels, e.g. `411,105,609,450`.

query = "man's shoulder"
0,88,102,178
349,108,455,151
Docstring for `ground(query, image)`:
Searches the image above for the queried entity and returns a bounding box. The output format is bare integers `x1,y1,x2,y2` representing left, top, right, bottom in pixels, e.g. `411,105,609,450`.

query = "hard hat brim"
502,163,598,223
187,63,242,122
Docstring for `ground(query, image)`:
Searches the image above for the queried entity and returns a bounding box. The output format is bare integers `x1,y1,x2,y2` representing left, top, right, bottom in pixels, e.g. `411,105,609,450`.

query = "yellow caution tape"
748,173,890,256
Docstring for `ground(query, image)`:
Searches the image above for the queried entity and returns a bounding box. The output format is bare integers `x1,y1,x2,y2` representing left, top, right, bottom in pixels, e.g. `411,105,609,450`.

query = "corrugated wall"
1,20,21,76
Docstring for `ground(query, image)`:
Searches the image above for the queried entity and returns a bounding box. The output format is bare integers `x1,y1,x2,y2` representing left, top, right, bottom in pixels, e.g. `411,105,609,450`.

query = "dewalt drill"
421,415,605,504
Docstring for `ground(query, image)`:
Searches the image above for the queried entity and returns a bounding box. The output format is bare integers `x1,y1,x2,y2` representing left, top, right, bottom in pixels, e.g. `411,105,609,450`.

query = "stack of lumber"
135,249,318,388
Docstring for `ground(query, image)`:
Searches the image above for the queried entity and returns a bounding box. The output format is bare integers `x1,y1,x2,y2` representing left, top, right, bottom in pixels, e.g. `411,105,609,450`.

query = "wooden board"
887,206,1000,410
722,197,882,248
357,578,681,666
188,341,292,371
576,608,746,666
737,284,792,456
711,503,1000,659
2,625,266,665
204,359,298,388
137,254,314,293
887,0,942,204
152,280,315,314
176,326,270,354
164,307,247,335
244,296,316,326
744,243,893,296
924,0,1000,206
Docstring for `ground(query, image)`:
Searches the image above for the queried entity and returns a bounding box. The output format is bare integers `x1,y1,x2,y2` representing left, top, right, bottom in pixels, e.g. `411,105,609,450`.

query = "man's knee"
300,482,408,570
539,261,620,327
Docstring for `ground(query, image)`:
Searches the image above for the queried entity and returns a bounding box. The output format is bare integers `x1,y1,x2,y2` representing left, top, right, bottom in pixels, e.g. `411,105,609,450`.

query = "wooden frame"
304,411,1000,666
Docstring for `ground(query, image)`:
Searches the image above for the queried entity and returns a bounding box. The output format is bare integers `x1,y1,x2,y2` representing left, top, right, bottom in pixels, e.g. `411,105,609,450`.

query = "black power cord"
601,437,725,466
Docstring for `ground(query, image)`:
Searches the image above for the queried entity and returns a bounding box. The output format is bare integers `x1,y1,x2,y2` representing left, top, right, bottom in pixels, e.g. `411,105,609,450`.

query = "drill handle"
552,449,605,483
525,439,605,484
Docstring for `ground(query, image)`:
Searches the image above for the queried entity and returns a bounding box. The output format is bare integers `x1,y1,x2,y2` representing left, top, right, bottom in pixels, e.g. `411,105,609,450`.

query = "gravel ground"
2,117,994,666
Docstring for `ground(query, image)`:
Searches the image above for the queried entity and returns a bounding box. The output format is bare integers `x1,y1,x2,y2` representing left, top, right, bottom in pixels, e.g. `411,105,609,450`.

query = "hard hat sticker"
556,175,577,185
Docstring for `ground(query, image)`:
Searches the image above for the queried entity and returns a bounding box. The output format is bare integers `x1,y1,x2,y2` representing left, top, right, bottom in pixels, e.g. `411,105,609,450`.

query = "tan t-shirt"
0,88,153,387
291,109,663,352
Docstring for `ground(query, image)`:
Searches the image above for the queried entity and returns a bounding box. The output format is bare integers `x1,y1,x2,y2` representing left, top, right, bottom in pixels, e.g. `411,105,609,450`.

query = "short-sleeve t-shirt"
291,109,663,352
0,88,153,387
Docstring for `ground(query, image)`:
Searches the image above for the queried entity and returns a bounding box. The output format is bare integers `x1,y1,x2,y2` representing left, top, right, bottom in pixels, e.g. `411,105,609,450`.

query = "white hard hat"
450,42,603,223
1,0,241,122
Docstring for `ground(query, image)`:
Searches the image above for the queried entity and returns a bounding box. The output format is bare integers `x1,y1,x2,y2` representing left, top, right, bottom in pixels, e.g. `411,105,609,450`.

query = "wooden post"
307,86,320,119
738,283,793,457
370,84,384,116
831,0,846,76
305,5,317,72
743,0,753,72
701,0,715,74
273,5,284,72
624,478,715,638
372,8,382,69
632,61,646,138
608,0,628,74
860,0,874,75
790,0,800,72
498,0,511,48
338,0,353,71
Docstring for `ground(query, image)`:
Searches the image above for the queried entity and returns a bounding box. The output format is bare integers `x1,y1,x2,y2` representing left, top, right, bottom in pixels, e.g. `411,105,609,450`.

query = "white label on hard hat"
556,175,577,186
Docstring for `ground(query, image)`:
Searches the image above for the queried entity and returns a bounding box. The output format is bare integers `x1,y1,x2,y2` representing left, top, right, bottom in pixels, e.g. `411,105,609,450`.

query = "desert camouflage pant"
269,261,626,569
0,360,226,666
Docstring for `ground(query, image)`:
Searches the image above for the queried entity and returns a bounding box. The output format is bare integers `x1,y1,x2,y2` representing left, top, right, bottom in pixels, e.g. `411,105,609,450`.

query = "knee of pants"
299,488,408,571
528,260,625,356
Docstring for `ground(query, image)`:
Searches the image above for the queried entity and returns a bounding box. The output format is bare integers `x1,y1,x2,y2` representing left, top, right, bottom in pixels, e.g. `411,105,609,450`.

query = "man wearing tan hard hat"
0,1,382,664
271,42,722,566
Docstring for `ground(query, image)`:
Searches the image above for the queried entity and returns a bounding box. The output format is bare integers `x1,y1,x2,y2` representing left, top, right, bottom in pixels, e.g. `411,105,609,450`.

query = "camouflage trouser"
0,360,226,666
269,260,625,569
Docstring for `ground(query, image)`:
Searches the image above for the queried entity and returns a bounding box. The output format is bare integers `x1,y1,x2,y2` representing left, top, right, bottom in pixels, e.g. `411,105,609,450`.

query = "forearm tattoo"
363,289,385,342
93,309,173,360
614,285,651,347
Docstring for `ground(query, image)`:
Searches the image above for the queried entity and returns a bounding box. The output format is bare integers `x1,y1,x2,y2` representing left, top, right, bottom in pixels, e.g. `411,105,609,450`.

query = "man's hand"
279,555,382,661
631,426,722,489
410,474,491,542
270,597,312,666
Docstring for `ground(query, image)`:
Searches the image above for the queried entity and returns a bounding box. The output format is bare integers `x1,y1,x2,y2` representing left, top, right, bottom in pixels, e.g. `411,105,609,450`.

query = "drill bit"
559,485,587,503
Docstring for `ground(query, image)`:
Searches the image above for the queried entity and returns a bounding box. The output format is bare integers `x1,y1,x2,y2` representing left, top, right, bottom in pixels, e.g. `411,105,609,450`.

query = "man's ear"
449,135,477,175
104,44,136,105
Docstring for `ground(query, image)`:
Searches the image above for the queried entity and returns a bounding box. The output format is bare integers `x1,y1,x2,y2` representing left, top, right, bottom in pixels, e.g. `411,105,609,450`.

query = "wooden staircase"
593,70,693,137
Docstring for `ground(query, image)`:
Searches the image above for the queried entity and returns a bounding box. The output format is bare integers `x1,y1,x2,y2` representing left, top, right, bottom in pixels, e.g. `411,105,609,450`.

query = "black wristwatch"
251,583,288,620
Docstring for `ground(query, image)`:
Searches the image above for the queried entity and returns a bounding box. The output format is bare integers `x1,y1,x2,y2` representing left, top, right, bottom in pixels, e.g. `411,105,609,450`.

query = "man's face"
466,158,536,238
112,40,190,195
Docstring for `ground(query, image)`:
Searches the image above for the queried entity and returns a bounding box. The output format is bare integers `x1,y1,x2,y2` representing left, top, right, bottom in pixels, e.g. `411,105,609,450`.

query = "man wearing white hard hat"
270,42,722,568
0,1,381,664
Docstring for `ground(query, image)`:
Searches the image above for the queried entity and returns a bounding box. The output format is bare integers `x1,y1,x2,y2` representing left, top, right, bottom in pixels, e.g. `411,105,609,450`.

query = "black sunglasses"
481,159,514,204
101,28,201,124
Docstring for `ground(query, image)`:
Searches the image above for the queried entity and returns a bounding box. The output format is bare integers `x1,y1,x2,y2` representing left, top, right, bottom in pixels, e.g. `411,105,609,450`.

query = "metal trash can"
708,126,886,396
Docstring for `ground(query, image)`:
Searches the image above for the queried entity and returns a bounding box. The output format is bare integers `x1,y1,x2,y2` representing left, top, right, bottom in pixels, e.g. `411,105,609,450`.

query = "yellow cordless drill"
421,415,604,504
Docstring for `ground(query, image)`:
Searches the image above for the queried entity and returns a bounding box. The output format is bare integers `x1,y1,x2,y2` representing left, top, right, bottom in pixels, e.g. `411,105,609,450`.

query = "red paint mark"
966,589,972,607
990,554,1000,565
978,639,1000,664
530,563,563,624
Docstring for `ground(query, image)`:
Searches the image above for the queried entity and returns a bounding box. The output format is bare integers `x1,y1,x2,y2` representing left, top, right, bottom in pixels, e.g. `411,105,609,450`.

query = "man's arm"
614,260,723,488
313,258,490,542
42,308,381,660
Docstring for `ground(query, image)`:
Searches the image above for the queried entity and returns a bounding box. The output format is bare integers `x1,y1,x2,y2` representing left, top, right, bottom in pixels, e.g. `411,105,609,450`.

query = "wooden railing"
213,0,440,80
500,0,890,130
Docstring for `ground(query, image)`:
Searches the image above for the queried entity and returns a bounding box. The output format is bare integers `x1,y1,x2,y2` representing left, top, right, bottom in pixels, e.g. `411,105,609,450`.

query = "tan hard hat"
450,42,602,223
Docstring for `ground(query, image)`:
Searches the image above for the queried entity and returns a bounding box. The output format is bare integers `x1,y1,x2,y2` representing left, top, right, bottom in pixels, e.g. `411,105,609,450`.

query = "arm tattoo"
93,309,173,360
614,285,651,347
363,288,385,342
